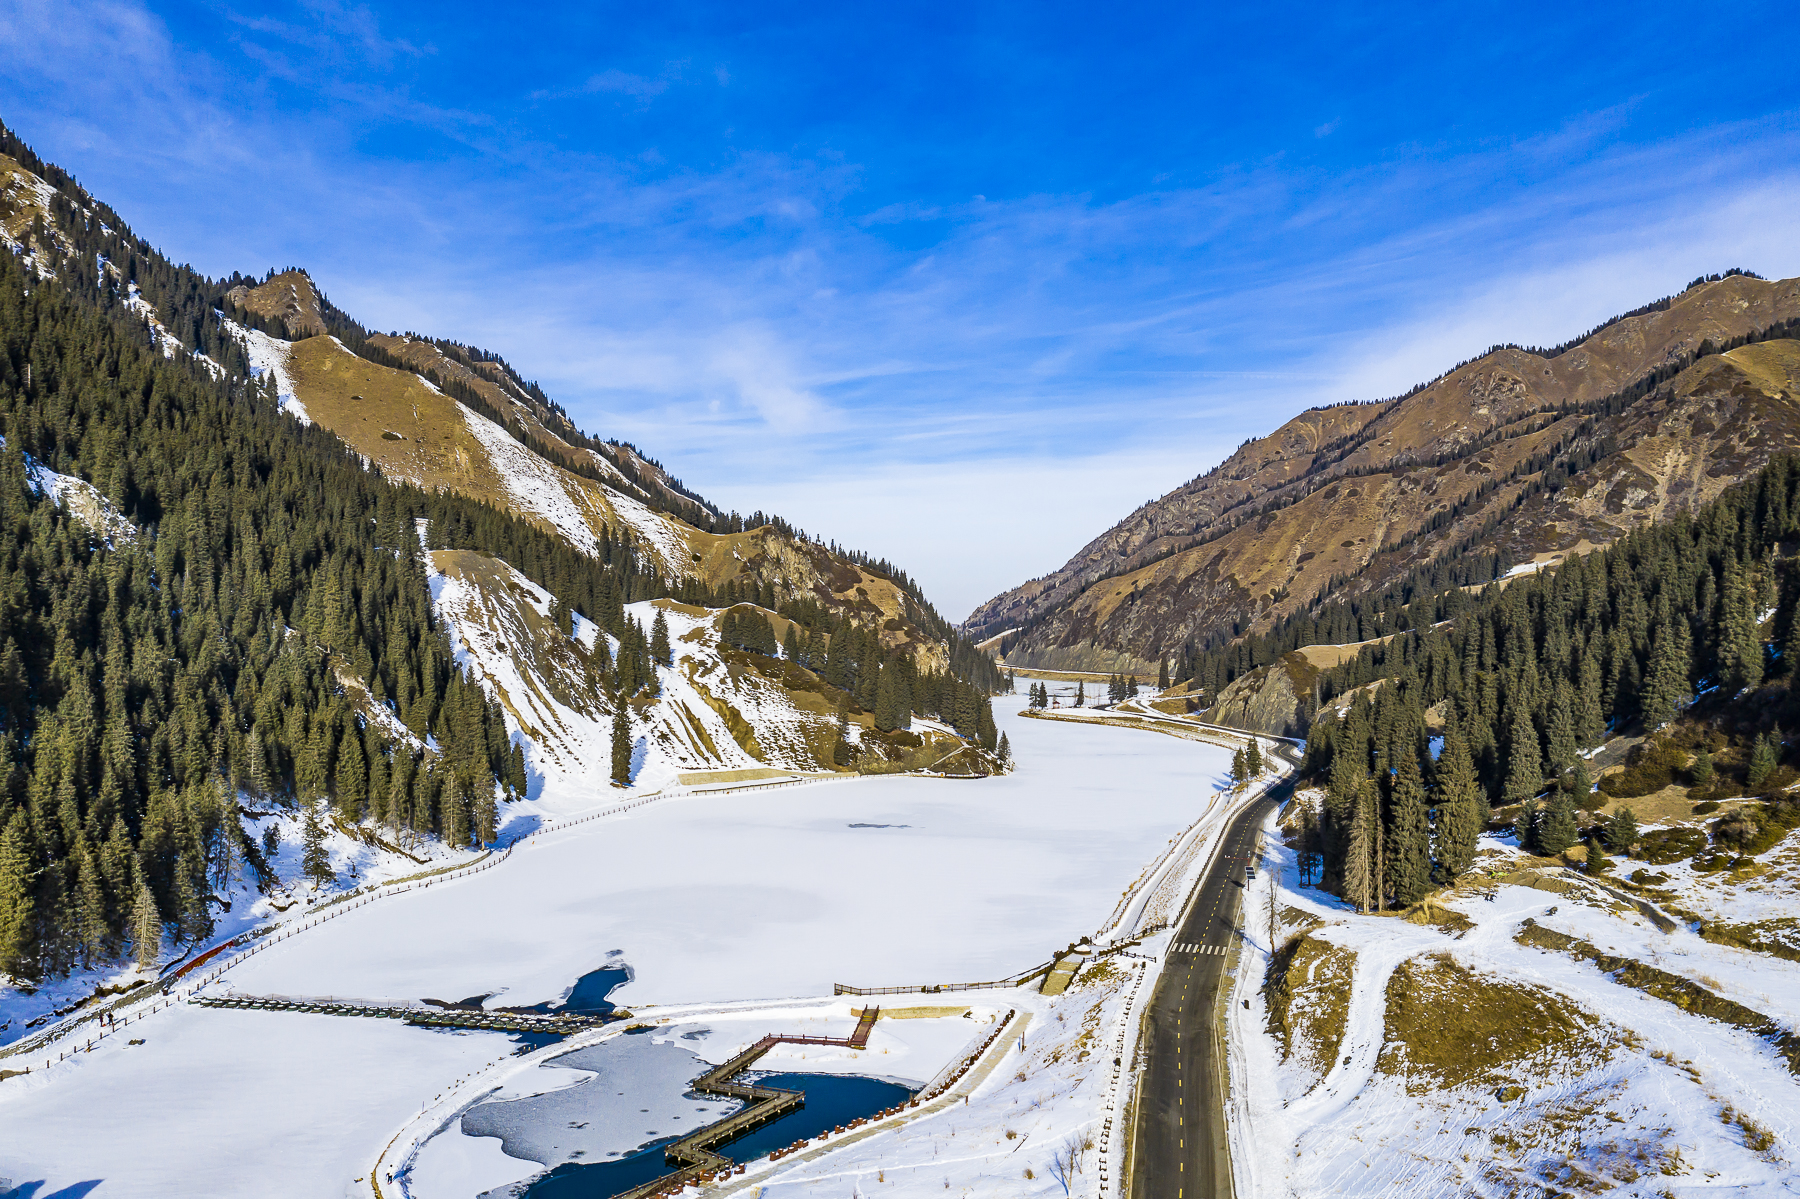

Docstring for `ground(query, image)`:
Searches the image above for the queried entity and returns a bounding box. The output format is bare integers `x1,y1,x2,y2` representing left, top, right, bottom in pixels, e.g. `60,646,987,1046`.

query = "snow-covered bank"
1226,818,1800,1197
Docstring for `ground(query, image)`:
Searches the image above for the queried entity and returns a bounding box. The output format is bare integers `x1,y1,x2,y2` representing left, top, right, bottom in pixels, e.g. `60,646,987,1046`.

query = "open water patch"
505,955,632,1018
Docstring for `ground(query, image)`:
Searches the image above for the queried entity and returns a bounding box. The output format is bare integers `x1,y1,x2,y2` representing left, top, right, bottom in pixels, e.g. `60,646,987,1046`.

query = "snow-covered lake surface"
0,701,1234,1197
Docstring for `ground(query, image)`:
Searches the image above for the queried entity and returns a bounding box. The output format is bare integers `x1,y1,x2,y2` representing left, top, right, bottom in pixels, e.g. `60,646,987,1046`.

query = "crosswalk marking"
1170,942,1226,956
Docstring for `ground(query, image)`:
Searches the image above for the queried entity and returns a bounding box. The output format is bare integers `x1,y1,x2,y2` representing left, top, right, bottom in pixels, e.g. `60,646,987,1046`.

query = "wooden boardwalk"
615,1007,885,1199
193,992,611,1036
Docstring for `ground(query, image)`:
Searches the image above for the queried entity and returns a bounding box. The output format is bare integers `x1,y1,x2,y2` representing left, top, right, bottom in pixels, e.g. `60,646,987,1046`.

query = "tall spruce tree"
1641,620,1690,729
1603,807,1638,852
1501,708,1542,806
130,879,162,970
1537,791,1578,856
301,794,333,886
1386,748,1431,906
1747,734,1779,791
874,666,901,733
650,609,671,666
610,708,633,786
0,816,34,980
1344,780,1376,914
1719,562,1765,692
474,783,497,845
1433,726,1482,881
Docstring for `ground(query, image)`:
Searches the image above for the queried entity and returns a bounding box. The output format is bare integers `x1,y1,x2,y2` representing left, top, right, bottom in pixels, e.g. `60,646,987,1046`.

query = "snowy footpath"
0,698,1246,1198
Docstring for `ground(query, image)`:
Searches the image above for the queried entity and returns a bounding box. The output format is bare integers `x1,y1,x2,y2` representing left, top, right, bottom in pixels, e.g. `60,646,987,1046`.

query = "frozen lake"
0,700,1232,1197
220,702,1234,1008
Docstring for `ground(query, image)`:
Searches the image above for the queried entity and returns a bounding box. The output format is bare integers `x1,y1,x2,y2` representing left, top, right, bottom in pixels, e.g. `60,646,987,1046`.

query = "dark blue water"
508,965,633,1018
722,1072,912,1160
517,1073,914,1198
562,967,631,1015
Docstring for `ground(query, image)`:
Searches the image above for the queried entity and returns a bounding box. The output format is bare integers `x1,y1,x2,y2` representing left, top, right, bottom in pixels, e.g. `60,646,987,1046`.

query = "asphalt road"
1129,759,1297,1199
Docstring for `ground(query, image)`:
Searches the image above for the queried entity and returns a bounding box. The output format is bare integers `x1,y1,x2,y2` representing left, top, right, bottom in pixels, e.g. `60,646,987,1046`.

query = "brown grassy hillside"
247,297,946,664
974,275,1800,672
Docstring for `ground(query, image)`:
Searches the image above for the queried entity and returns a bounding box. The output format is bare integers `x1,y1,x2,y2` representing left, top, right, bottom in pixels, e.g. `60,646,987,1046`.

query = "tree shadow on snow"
7,1181,106,1199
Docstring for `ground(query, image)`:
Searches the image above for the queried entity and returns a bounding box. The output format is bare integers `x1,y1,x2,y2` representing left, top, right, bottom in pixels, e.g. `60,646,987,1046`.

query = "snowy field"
1226,815,1800,1197
0,698,1236,1197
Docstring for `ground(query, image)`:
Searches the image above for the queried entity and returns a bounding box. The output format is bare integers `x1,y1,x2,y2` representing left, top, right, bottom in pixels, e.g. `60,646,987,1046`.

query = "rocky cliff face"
975,274,1800,672
1201,652,1317,737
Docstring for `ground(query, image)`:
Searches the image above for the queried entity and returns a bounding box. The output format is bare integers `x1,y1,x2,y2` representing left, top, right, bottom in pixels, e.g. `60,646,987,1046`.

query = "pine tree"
443,776,472,847
1433,726,1482,881
1603,807,1638,853
1501,708,1542,806
1585,832,1609,873
874,666,901,733
1545,681,1579,776
1747,734,1779,791
1537,791,1578,856
131,878,162,970
1565,760,1592,805
0,817,36,980
1691,749,1713,787
1719,562,1765,692
1575,641,1605,747
1386,748,1431,906
610,707,633,786
474,783,497,845
997,733,1011,767
301,793,332,886
75,846,109,966
1158,660,1170,691
1075,680,1085,707
1245,739,1264,778
1231,747,1247,788
1641,620,1690,729
1516,799,1540,854
1344,781,1375,914
650,609,671,665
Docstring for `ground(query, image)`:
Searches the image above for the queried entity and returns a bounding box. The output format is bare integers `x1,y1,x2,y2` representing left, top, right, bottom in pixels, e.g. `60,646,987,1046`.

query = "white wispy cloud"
3,0,1799,616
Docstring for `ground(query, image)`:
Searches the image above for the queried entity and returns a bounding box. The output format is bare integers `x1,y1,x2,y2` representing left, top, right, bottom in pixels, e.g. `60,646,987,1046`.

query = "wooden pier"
613,1007,883,1199
193,992,612,1036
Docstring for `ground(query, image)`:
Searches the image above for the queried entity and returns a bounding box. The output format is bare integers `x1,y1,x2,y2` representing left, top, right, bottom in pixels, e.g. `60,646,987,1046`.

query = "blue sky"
3,1,1799,619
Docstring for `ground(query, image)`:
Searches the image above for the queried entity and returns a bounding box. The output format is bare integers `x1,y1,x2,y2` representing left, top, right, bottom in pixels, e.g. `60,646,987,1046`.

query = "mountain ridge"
968,271,1800,678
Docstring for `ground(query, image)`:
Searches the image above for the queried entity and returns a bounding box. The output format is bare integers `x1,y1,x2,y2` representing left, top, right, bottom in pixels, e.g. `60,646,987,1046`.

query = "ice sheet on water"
452,1032,739,1171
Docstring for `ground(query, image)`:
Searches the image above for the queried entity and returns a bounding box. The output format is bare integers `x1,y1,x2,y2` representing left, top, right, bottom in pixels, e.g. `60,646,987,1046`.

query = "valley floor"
0,698,1240,1198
